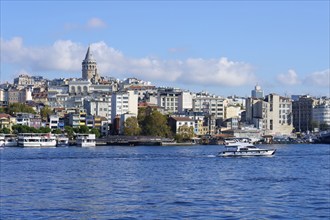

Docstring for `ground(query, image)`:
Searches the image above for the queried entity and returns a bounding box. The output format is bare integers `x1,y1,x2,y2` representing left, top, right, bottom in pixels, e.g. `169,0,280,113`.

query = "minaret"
82,46,99,82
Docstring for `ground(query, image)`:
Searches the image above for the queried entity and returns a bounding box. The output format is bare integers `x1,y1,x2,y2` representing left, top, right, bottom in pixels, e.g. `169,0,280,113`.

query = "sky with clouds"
1,1,329,97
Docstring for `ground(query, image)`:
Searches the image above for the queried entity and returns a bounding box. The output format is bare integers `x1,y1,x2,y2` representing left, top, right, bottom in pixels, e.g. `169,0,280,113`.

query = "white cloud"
1,37,83,72
277,69,301,85
1,37,256,87
304,69,330,87
86,18,107,28
178,58,255,86
62,17,107,32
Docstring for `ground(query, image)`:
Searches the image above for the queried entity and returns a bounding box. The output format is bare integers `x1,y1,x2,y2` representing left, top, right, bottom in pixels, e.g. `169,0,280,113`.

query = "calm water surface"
1,144,329,219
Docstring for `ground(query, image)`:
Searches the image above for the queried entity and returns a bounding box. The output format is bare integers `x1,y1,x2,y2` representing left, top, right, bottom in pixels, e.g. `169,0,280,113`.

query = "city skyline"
1,1,329,97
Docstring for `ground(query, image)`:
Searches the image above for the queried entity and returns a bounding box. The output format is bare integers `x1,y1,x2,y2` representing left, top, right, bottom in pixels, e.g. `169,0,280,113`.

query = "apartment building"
178,91,195,113
192,92,225,120
264,94,293,135
245,94,293,135
157,87,181,113
111,90,138,122
0,113,15,131
84,95,111,119
292,95,316,132
313,104,330,127
49,115,60,129
8,88,32,104
168,117,195,135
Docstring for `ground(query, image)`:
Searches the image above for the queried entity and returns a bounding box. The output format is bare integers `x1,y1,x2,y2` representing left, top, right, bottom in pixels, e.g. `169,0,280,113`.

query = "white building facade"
111,90,138,122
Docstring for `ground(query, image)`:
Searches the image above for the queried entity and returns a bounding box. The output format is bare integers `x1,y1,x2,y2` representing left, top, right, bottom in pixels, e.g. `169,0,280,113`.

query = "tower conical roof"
84,46,95,61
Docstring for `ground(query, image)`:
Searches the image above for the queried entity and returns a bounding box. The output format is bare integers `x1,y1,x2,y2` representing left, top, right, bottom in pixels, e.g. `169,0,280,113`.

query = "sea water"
0,144,329,219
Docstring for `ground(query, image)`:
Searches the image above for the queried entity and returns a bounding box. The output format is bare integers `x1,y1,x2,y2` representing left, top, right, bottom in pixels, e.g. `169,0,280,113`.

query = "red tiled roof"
0,113,11,118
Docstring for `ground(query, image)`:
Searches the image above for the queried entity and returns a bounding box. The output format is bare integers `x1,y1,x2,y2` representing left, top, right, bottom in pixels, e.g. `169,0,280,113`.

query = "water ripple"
1,144,329,219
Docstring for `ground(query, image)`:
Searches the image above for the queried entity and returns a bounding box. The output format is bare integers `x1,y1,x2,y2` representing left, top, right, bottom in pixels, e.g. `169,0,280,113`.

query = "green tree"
65,126,74,139
0,127,11,134
73,127,80,134
0,107,7,113
8,103,35,115
79,125,89,134
142,110,172,137
40,106,53,121
177,125,195,141
90,128,101,138
12,125,30,134
52,128,63,134
123,117,141,136
137,107,147,125
38,126,51,133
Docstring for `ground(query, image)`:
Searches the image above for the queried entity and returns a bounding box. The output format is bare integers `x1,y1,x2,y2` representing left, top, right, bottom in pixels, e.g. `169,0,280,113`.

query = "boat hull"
219,149,276,157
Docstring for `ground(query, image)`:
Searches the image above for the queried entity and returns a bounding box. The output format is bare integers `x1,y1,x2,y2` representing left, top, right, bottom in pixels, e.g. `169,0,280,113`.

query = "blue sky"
1,1,329,97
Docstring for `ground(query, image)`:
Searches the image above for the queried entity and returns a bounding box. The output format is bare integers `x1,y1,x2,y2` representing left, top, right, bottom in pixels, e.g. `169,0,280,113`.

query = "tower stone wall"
82,46,99,83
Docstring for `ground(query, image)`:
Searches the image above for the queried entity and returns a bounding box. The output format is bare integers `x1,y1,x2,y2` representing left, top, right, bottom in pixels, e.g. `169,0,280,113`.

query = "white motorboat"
17,133,57,148
76,134,96,147
0,134,17,147
218,139,276,157
56,135,69,147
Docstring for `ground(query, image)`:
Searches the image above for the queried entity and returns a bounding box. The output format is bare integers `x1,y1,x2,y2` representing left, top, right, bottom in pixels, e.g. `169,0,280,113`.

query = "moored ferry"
0,134,17,147
56,135,69,147
76,134,96,147
17,133,57,148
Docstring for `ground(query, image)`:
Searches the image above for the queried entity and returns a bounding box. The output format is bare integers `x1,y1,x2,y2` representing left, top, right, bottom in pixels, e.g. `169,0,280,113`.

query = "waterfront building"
68,113,80,128
292,95,316,132
264,94,293,135
68,110,87,128
0,113,15,131
82,46,100,83
245,94,293,136
28,117,42,129
168,116,195,135
313,103,330,127
49,115,60,130
170,111,207,136
94,116,108,135
15,113,35,126
86,115,94,129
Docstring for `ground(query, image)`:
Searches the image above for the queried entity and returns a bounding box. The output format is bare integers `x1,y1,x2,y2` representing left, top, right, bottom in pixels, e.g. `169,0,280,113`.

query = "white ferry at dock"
76,134,96,147
56,135,69,147
17,133,57,148
0,134,17,147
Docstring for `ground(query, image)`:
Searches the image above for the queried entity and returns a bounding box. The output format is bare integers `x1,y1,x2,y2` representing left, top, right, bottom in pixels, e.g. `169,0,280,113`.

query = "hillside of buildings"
0,47,329,142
